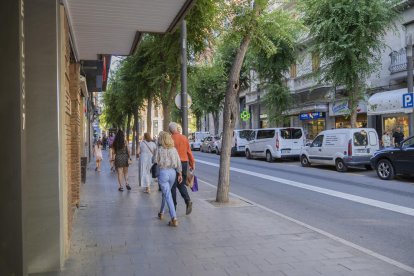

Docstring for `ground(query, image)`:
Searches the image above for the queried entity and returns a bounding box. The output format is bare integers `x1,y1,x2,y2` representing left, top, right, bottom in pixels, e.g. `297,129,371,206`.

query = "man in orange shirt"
169,122,195,215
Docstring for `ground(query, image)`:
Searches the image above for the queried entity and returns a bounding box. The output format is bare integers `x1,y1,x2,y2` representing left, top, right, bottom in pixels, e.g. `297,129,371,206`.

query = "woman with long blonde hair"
156,131,182,227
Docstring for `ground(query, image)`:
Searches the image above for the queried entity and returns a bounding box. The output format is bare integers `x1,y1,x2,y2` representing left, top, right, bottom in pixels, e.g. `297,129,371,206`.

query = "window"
312,51,320,72
154,106,159,117
290,64,297,78
239,130,255,140
312,135,324,147
257,130,275,140
368,131,378,146
280,128,303,139
354,130,368,146
402,137,414,148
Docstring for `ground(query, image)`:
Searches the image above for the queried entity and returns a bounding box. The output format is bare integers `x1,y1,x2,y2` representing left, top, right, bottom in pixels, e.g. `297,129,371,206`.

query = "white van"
215,129,255,156
189,132,210,151
245,128,305,162
300,128,380,172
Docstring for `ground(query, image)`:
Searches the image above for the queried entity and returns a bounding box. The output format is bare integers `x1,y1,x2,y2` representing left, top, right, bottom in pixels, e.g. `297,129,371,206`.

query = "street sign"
402,93,414,108
240,110,250,121
175,94,192,109
299,112,325,120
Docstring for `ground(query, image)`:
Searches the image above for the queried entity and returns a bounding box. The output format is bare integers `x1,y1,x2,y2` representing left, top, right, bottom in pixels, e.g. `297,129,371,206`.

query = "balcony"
389,48,407,74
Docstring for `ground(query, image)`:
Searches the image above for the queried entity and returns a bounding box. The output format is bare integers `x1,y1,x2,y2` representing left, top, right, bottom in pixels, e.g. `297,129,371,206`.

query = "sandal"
118,187,123,192
126,184,131,191
158,212,163,220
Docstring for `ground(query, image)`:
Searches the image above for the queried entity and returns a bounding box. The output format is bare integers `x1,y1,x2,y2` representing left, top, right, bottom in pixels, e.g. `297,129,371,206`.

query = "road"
193,151,414,268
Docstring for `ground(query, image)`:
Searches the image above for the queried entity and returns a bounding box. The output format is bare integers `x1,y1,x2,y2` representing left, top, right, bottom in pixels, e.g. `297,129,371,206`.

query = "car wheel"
246,149,252,160
300,155,310,167
266,151,273,163
208,146,212,153
376,159,395,180
365,165,373,171
335,159,348,172
215,147,220,155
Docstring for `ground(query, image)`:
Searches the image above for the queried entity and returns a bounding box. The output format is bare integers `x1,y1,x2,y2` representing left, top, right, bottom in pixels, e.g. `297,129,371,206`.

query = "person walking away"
94,140,103,172
138,133,157,193
392,127,404,147
108,133,115,172
156,131,182,227
381,130,392,148
102,134,108,150
113,130,132,191
169,122,194,215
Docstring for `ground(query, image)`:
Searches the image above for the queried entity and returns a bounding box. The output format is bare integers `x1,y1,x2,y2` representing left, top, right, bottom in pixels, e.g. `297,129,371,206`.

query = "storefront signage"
299,112,325,120
329,100,367,116
403,93,413,108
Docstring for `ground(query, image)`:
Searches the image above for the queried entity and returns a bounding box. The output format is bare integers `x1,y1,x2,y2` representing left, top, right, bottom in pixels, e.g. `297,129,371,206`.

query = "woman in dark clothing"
113,130,131,191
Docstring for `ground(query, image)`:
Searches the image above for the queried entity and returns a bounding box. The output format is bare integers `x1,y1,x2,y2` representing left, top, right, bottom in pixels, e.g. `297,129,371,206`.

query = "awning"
284,104,328,116
367,89,414,115
63,0,196,60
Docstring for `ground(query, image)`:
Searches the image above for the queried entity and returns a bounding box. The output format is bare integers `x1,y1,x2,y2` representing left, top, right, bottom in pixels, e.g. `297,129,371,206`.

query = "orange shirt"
171,133,195,168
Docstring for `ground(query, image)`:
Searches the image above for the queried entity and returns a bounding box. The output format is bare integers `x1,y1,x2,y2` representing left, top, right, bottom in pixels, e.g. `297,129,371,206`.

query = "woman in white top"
94,140,103,172
381,131,392,148
156,131,182,227
138,133,157,193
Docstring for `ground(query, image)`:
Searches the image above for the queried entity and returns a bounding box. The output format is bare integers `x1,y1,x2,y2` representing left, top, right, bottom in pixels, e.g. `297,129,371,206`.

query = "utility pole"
181,20,188,136
407,34,414,136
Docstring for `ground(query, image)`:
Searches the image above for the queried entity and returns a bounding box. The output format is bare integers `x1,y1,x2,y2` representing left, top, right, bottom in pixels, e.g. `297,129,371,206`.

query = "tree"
299,0,399,127
216,0,300,203
189,63,227,134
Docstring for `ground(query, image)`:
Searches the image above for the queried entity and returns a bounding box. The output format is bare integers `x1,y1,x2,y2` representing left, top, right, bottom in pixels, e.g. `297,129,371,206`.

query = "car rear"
234,130,254,154
343,129,379,166
274,128,304,158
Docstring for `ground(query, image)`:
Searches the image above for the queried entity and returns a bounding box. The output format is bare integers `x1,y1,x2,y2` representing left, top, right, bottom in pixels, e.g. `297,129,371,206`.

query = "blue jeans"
159,168,177,220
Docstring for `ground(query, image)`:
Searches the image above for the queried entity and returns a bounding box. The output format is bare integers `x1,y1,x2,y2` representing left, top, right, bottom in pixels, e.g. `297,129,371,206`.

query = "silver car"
200,136,220,153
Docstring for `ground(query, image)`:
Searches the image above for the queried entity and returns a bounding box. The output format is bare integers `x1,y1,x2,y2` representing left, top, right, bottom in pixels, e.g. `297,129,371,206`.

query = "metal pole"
257,86,261,128
407,34,414,136
181,20,188,137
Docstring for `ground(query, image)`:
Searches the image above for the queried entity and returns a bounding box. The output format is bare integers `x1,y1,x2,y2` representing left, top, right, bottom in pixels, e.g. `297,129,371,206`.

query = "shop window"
383,115,409,138
335,114,367,129
304,119,325,140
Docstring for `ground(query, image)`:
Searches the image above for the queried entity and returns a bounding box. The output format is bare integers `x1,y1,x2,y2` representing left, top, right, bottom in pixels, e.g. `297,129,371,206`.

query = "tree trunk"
216,35,252,203
132,109,138,155
126,113,131,142
212,111,219,135
162,75,179,130
147,94,153,136
349,85,359,128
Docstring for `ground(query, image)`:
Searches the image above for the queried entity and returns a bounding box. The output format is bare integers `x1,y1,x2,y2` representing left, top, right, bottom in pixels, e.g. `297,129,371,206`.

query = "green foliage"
299,0,399,99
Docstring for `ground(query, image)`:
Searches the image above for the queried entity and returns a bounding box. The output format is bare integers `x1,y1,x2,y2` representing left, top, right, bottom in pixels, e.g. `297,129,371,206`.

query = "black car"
370,135,414,180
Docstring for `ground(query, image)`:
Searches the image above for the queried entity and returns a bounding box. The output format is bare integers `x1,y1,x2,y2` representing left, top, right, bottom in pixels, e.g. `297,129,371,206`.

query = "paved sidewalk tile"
55,153,413,276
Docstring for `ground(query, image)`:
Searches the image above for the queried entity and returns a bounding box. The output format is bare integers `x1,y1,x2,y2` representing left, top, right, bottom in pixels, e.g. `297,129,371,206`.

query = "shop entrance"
335,114,367,128
383,114,409,138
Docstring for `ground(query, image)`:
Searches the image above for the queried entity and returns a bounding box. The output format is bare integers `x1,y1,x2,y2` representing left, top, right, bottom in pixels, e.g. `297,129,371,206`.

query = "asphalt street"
193,151,414,268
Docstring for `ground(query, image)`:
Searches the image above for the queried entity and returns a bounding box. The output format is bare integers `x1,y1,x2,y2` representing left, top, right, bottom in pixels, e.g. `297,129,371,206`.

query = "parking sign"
403,93,414,108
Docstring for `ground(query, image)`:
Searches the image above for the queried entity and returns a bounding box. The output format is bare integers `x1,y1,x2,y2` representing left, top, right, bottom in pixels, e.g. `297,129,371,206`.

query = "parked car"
245,128,305,162
200,135,220,153
189,132,210,151
215,129,255,156
300,128,380,172
370,135,414,180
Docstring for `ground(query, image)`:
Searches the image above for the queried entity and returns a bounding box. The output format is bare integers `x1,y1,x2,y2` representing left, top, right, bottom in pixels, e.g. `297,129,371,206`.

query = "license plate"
356,149,368,153
281,149,291,153
238,146,245,150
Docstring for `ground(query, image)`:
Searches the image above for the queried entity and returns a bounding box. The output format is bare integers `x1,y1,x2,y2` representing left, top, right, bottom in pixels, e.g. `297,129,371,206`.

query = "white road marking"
196,159,414,217
198,178,414,274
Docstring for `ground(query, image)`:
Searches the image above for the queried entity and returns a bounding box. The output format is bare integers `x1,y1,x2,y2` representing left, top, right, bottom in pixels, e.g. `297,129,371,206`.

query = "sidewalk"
60,154,413,276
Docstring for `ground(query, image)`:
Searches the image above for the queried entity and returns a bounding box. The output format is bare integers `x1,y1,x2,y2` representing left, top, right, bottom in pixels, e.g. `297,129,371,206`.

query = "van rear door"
352,129,372,157
279,128,304,155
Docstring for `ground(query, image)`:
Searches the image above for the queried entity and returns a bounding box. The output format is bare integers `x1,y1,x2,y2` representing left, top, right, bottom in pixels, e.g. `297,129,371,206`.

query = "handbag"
191,176,198,192
186,168,195,188
150,163,159,178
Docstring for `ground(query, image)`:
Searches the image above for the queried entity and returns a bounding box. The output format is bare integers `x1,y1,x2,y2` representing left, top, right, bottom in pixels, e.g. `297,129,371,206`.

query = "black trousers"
171,161,191,207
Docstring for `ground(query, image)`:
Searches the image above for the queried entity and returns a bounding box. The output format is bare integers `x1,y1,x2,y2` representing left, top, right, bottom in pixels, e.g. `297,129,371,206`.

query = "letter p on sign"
403,93,414,108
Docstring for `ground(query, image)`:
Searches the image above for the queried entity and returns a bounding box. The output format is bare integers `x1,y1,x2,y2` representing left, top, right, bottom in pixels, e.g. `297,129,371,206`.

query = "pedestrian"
113,130,132,192
381,130,392,148
168,122,194,215
102,134,108,150
138,132,157,193
94,140,103,172
392,127,404,147
108,133,115,172
156,131,182,227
